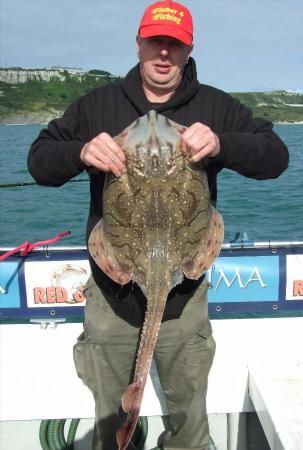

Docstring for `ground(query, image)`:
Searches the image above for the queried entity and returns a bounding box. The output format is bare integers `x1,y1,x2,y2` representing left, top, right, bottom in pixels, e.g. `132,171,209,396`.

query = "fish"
88,110,224,450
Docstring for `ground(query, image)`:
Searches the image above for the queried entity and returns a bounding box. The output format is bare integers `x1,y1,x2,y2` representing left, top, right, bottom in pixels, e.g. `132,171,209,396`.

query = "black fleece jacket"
28,58,289,324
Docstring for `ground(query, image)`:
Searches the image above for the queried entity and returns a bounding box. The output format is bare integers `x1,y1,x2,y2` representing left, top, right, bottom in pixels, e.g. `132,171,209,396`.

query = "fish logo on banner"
24,260,91,307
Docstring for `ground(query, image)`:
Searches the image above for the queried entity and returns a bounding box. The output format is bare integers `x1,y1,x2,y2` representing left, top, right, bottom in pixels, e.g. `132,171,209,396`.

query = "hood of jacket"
120,57,200,116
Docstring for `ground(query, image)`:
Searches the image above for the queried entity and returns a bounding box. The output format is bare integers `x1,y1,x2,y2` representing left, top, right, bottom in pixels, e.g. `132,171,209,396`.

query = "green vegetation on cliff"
0,71,121,122
0,69,302,123
231,90,303,123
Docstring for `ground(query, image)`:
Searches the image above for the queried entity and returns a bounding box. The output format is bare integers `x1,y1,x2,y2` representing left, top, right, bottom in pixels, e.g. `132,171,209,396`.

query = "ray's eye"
161,142,173,167
161,143,170,153
136,144,148,166
136,144,148,157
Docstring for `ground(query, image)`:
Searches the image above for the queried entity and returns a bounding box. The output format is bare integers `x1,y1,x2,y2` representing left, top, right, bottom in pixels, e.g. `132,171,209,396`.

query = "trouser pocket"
73,332,99,396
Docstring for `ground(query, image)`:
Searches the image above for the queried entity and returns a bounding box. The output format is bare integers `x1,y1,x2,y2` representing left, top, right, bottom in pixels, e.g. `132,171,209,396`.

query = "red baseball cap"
138,1,193,45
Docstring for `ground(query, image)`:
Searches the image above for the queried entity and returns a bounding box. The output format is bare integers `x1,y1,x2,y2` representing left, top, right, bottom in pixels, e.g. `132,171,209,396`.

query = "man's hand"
80,132,126,177
180,123,220,162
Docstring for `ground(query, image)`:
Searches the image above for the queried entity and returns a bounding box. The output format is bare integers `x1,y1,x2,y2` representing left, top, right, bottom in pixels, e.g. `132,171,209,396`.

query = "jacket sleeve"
27,98,88,186
215,97,289,179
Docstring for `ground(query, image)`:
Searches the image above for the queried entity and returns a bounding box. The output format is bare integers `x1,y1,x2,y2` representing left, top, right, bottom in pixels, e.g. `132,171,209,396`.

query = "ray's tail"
116,282,169,450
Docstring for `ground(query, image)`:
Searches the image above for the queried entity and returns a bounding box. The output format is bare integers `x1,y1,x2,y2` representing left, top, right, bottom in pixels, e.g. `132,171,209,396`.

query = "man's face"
136,35,193,95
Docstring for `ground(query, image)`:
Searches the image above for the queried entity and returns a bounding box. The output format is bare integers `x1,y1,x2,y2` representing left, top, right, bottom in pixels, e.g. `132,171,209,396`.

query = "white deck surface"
248,363,303,450
1,317,302,424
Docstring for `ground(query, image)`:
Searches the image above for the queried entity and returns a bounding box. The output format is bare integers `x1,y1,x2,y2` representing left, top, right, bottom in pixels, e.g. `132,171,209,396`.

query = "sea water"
0,123,302,247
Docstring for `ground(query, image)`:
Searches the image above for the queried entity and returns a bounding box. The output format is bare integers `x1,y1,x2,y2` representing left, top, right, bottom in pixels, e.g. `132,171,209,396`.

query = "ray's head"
119,110,185,177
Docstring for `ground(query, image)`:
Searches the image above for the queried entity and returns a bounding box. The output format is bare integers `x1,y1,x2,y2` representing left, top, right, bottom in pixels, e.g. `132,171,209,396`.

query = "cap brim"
139,24,192,45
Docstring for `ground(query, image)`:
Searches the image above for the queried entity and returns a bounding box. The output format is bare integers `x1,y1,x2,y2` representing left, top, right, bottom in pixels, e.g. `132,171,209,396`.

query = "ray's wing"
183,206,224,279
88,219,133,285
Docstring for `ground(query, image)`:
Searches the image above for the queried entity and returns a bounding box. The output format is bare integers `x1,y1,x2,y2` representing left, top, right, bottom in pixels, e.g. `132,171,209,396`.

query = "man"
28,1,288,449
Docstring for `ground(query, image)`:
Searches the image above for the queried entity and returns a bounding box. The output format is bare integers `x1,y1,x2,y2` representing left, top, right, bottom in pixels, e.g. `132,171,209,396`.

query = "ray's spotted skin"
88,111,224,450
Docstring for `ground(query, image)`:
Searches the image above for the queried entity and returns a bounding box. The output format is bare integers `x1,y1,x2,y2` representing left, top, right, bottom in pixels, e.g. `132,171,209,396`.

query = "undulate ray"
88,111,224,450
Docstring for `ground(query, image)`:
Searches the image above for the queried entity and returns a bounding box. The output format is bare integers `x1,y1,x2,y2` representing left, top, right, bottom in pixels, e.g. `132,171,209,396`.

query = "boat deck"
1,243,302,449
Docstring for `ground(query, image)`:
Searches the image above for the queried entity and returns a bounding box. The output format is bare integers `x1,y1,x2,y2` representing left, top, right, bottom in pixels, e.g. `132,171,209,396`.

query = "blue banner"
0,246,302,321
0,262,21,308
207,256,279,303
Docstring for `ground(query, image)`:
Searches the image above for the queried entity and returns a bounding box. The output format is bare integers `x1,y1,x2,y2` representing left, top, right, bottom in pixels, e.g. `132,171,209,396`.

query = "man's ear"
136,34,141,53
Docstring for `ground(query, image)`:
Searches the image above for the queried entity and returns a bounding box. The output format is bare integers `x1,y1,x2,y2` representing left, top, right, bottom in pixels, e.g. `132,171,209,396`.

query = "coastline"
1,112,303,126
0,110,62,126
274,121,303,125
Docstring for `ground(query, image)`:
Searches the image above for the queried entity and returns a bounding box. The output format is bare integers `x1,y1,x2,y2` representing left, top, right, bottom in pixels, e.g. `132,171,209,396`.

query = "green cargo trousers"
73,277,215,450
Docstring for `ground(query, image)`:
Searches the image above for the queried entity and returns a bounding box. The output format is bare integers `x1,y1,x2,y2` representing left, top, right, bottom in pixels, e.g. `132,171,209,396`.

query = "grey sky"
1,0,302,91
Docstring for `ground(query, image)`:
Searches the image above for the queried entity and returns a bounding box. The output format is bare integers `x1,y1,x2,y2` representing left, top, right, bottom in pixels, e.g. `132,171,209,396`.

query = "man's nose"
160,47,169,57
